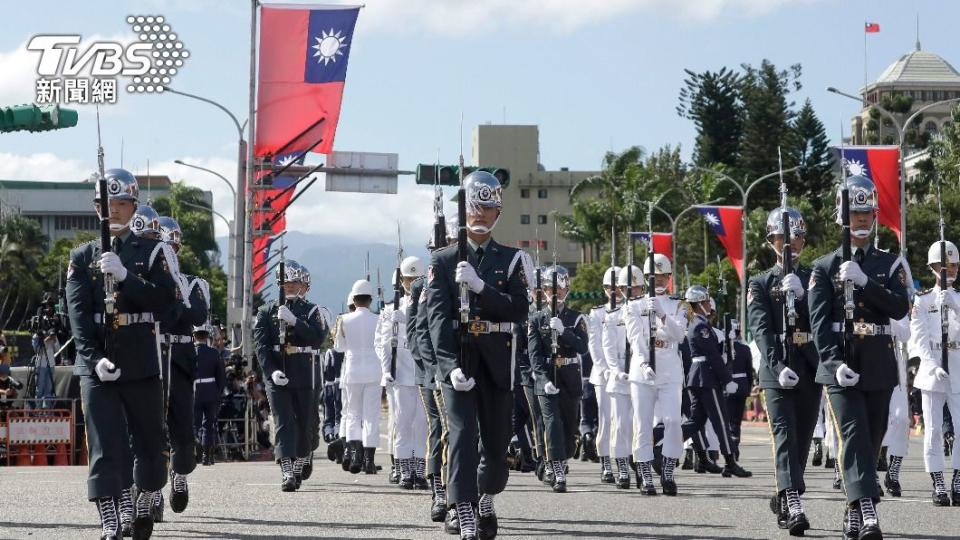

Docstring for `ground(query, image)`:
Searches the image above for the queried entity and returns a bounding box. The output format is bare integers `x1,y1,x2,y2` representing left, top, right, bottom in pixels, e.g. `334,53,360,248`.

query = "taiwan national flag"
831,145,901,243
251,152,303,292
865,22,880,33
697,206,744,281
628,232,673,261
255,5,360,158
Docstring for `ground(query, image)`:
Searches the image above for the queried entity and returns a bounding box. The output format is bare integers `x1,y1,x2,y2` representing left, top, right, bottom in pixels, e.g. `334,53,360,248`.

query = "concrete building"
471,124,599,269
0,175,211,248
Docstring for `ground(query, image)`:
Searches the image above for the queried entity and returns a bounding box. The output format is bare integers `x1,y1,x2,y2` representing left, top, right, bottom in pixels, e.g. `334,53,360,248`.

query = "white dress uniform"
602,305,633,460
334,306,382,448
625,294,686,463
881,316,911,459
375,297,427,461
910,286,960,473
587,305,612,459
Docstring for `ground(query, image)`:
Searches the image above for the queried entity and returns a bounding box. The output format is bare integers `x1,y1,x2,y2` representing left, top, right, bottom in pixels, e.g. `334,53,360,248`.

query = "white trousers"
596,384,612,456
389,384,427,459
609,392,633,459
631,382,682,462
342,382,381,448
921,390,960,473
386,386,397,455
813,394,827,439
882,384,910,457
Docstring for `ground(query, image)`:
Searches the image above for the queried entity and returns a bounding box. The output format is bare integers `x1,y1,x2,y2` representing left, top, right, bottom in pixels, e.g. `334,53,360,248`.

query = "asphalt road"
1,425,958,539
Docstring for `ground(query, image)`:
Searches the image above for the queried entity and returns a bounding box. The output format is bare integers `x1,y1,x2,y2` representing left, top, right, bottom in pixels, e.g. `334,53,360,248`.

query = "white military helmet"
685,285,710,304
617,265,644,288
642,253,672,276
400,256,425,277
603,266,621,287
927,240,959,266
350,279,375,299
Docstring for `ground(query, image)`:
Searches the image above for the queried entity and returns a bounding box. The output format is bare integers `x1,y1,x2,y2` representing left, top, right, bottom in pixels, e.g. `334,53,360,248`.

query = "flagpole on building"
241,0,259,369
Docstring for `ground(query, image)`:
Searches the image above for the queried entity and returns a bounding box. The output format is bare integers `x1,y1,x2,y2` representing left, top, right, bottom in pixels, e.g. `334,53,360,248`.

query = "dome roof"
873,48,960,88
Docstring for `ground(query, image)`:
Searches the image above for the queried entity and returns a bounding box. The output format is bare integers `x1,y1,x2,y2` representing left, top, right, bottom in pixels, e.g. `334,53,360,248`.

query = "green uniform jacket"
254,297,328,389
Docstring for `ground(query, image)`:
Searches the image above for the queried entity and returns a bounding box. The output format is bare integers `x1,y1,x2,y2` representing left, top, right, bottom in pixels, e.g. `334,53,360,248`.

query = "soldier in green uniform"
67,168,177,540
807,175,909,540
748,206,820,535
528,265,588,493
425,171,530,540
253,260,329,492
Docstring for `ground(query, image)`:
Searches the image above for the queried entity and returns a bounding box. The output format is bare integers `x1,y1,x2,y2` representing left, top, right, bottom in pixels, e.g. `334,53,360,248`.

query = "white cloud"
359,0,822,34
0,152,90,181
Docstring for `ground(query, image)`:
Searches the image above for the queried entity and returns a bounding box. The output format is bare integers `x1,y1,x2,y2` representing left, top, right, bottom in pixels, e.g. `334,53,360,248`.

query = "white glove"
390,309,406,324
934,367,950,382
778,367,799,388
640,364,656,382
277,305,297,325
781,273,805,300
724,381,739,395
940,289,960,313
99,252,128,281
543,381,560,395
615,371,629,382
646,296,665,317
727,330,737,341
549,317,565,334
450,368,476,392
271,370,289,386
839,261,868,287
835,363,860,387
455,261,485,294
95,358,121,382
381,373,396,386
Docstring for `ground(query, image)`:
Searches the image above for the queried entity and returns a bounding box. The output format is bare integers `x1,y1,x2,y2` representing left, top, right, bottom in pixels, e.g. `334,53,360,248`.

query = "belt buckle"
791,333,806,345
468,320,489,335
853,322,874,336
655,338,667,349
117,313,128,326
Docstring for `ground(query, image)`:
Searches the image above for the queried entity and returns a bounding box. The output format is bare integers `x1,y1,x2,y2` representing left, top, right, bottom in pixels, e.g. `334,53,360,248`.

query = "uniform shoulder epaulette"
916,288,933,296
593,303,606,310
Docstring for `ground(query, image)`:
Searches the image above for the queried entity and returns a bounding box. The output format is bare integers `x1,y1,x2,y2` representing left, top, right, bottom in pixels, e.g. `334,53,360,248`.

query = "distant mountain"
216,231,429,314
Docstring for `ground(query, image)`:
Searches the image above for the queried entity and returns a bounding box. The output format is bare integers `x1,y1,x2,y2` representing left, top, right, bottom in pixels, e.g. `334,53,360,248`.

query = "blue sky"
1,0,958,245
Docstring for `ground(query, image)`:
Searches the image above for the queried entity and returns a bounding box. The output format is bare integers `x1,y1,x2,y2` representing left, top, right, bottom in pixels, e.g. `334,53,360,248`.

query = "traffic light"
0,104,79,133
415,164,510,187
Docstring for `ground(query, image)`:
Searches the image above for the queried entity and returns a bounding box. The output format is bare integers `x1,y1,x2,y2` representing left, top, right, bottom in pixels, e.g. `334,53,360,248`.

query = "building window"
520,214,530,225
537,189,548,199
520,188,530,198
55,214,98,231
519,240,530,248
537,215,547,225
540,241,548,251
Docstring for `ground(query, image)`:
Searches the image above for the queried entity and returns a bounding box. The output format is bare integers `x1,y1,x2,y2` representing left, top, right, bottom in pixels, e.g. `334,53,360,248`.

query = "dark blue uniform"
193,342,225,448
681,313,736,456
519,302,544,462
321,348,344,442
724,339,754,446
67,232,176,500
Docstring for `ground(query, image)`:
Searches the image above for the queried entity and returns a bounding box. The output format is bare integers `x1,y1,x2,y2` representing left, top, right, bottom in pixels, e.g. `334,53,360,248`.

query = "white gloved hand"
940,289,960,313
277,305,297,325
640,364,656,382
835,363,860,387
390,309,406,324
450,368,476,392
778,366,799,388
839,261,868,287
95,358,121,382
728,330,738,341
455,261,485,294
381,373,396,386
549,317,565,334
646,296,665,317
99,252,128,281
543,381,560,395
616,371,629,382
781,273,805,300
724,381,739,395
271,370,289,386
934,367,950,382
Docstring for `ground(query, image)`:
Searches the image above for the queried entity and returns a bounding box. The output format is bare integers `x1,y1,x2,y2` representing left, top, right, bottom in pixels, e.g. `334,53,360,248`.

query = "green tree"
0,215,48,329
786,99,835,211
677,67,743,169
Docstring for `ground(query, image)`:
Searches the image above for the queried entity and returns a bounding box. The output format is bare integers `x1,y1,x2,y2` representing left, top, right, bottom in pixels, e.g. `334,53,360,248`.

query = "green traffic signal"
0,104,79,133
415,164,510,188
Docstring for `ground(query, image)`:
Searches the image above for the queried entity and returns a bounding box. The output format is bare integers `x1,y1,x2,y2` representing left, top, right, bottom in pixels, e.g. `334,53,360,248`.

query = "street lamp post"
827,86,960,257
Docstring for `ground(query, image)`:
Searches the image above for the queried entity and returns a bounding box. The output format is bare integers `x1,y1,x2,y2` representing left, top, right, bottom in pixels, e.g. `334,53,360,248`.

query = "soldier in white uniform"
602,265,642,488
334,279,382,474
626,253,686,496
911,240,960,506
587,266,619,483
376,257,429,490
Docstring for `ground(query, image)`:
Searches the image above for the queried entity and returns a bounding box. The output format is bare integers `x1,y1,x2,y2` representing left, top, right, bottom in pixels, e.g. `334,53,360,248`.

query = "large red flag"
697,206,744,281
833,145,901,243
255,5,360,157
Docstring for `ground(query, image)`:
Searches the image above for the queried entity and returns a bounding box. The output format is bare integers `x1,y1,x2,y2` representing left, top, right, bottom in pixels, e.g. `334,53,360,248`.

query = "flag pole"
863,20,868,108
241,0,259,370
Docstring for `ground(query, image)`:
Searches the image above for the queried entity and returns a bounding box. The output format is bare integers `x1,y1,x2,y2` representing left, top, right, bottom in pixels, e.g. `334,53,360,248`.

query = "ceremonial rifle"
779,148,795,370
624,233,634,375
647,204,657,374
278,235,287,373
457,117,470,378
535,226,543,312
94,107,116,364
936,174,950,375
840,148,856,373
551,220,559,381
390,223,402,380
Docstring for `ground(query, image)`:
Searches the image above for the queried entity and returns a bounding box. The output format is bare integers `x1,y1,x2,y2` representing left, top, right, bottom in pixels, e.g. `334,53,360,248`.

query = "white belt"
162,334,193,344
194,377,215,384
692,356,707,363
780,332,813,345
655,339,676,350
452,320,515,334
273,345,316,354
931,341,960,351
831,322,891,336
732,372,747,378
94,312,155,325
554,357,579,367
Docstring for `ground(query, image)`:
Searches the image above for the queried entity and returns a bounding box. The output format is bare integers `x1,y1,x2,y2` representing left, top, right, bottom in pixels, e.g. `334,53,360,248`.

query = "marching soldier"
326,296,354,466
155,216,209,516
425,171,530,540
587,266,620,483
521,280,548,479
724,322,753,454
253,260,329,491
376,257,429,490
67,168,176,540
192,323,225,466
911,240,960,506
627,253,686,495
681,285,752,480
807,175,909,539
527,265,588,492
334,280,382,476
321,336,345,445
748,206,820,534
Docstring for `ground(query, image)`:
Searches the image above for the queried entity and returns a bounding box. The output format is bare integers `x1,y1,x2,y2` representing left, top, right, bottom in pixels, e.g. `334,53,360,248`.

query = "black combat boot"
599,456,614,483
363,447,377,474
694,450,722,474
477,494,498,540
582,432,598,462
349,441,363,474
681,448,694,470
660,457,677,496
430,475,448,522
884,455,902,497
811,438,823,467
783,489,810,536
721,454,752,478
280,458,297,492
932,471,951,506
302,452,314,480
637,461,657,495
118,487,134,537
876,446,888,471
132,490,157,540
389,455,400,484
169,471,189,513
96,497,120,540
